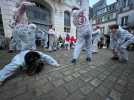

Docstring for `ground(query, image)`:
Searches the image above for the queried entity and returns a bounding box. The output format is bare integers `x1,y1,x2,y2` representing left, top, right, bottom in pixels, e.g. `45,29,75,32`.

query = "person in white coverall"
43,30,49,48
71,7,92,64
48,26,57,51
9,1,35,52
0,50,60,85
10,24,37,51
110,24,134,63
22,24,37,50
92,26,101,53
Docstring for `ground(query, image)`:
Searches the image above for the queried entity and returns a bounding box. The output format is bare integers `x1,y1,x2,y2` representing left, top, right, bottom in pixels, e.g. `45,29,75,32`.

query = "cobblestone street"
0,49,134,100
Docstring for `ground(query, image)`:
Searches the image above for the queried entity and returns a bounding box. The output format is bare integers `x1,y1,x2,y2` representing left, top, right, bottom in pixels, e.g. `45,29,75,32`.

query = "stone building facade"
117,0,134,28
92,0,134,35
92,0,117,35
0,0,78,38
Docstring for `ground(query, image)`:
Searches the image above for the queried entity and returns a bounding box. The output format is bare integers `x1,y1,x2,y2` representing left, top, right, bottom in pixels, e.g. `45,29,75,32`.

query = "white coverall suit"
0,50,59,82
43,31,48,48
48,29,57,51
72,9,92,59
110,28,134,61
9,1,35,51
9,24,28,51
92,29,101,53
10,24,36,51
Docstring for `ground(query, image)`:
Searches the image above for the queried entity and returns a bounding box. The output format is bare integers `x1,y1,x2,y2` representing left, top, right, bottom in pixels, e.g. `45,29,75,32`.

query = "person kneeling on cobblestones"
0,50,60,85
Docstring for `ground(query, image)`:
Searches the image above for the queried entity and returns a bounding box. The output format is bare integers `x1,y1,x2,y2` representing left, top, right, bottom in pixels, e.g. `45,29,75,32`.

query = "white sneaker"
55,64,60,67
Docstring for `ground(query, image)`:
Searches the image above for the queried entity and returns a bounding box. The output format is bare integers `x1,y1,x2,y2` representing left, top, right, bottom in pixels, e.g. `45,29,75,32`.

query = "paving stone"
60,68,69,72
66,90,85,100
84,91,105,100
117,79,127,86
0,81,19,92
65,78,85,93
37,92,59,100
80,74,93,82
63,70,72,76
74,68,81,71
90,79,102,87
108,76,117,82
52,87,69,100
35,75,48,81
114,83,126,93
103,71,111,76
90,66,96,69
122,70,131,76
34,87,44,96
64,76,74,82
33,78,48,87
102,79,115,89
79,70,88,74
112,70,122,77
42,83,54,94
80,83,94,95
95,85,110,97
96,67,106,72
47,72,63,81
49,71,63,79
85,67,91,71
127,83,134,92
129,78,134,84
12,91,36,100
1,86,26,100
47,76,53,81
89,70,100,77
52,79,64,87
97,74,107,81
121,89,134,100
109,89,121,100
72,72,81,78
120,75,128,81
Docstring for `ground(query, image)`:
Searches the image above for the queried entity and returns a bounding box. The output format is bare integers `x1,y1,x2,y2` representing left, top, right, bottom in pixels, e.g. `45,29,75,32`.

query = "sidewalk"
0,49,134,100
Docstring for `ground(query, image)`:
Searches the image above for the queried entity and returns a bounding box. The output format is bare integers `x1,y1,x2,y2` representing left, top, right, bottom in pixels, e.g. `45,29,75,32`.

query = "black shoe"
8,50,14,53
86,57,91,62
111,56,119,60
71,59,76,64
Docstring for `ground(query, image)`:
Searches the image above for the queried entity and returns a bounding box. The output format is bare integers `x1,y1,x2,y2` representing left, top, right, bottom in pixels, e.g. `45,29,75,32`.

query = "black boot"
8,50,14,53
71,59,76,64
111,56,119,60
86,57,91,62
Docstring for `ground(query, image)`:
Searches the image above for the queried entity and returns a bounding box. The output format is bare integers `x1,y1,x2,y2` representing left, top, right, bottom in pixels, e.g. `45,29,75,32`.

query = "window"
107,15,110,21
103,16,107,22
64,27,70,33
0,9,4,36
97,8,106,15
102,16,105,22
121,16,128,26
109,14,113,20
26,2,51,25
64,11,71,32
124,0,129,7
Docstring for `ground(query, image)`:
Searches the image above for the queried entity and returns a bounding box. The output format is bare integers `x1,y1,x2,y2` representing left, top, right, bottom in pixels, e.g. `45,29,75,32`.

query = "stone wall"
0,0,77,38
1,0,17,37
